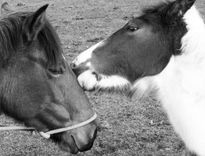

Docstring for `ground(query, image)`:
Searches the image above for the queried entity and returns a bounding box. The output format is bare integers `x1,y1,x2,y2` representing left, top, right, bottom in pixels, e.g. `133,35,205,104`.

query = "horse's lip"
92,71,101,81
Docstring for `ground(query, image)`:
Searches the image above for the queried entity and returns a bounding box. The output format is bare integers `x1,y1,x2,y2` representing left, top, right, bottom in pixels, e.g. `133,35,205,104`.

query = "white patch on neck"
136,6,205,155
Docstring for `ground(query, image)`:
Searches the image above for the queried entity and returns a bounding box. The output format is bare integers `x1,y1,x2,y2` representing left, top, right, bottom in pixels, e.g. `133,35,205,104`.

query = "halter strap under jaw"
0,113,97,139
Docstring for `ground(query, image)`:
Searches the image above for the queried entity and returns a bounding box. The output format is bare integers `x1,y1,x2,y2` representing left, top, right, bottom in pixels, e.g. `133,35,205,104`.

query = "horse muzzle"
71,61,99,91
72,121,97,152
57,121,97,154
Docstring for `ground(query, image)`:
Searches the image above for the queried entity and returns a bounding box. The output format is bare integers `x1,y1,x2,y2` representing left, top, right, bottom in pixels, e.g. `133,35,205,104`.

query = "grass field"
0,0,205,155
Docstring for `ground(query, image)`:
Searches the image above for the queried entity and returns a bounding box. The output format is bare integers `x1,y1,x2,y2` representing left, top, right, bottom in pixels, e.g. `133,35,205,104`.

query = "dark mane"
140,1,174,26
0,12,63,66
140,1,187,55
142,1,169,15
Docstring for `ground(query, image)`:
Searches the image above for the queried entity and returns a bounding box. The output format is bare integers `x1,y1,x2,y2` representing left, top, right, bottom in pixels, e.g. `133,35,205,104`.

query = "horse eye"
127,26,138,32
48,68,64,78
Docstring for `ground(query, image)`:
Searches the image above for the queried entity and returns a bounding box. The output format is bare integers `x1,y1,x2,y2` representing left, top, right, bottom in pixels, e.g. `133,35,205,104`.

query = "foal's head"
0,5,97,153
71,0,196,94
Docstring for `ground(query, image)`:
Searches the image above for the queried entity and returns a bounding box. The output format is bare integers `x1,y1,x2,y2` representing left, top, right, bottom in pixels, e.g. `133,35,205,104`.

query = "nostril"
70,63,80,76
70,62,77,69
72,124,97,152
71,63,89,77
91,127,97,141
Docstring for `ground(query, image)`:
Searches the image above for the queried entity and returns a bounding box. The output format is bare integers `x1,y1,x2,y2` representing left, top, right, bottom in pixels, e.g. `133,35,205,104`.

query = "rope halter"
0,113,97,139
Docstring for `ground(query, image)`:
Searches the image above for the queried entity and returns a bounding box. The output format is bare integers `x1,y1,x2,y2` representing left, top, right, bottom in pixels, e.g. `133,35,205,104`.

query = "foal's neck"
155,6,205,85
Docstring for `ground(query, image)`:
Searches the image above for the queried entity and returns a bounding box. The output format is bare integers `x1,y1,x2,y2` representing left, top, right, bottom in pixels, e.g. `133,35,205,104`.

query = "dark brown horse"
0,4,97,154
71,0,205,155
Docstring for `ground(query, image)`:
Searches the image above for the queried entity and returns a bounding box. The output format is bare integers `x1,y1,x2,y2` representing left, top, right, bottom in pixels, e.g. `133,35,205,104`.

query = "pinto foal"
72,0,205,155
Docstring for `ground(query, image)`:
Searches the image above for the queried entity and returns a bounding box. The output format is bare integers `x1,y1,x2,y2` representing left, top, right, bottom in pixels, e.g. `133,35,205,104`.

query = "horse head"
0,4,97,154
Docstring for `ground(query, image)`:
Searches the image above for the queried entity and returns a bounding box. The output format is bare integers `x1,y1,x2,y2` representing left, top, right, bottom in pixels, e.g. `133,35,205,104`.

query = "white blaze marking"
72,41,104,66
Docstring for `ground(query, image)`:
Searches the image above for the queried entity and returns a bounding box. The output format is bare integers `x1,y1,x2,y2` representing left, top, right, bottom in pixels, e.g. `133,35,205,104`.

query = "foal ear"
164,0,195,20
23,4,48,42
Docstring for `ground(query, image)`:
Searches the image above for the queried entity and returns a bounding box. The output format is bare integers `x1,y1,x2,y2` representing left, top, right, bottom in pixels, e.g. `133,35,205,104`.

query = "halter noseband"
0,113,97,139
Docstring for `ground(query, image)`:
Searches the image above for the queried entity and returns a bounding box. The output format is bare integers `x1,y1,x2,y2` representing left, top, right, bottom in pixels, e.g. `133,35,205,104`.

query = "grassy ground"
0,0,205,155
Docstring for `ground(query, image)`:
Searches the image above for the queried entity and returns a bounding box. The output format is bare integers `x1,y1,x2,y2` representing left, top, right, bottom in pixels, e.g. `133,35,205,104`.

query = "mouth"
71,60,133,93
52,122,97,154
77,69,132,94
57,133,95,154
77,70,99,91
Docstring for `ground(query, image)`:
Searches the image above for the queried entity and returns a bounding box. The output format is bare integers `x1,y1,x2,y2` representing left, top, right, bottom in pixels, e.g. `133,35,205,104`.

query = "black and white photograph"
0,0,204,155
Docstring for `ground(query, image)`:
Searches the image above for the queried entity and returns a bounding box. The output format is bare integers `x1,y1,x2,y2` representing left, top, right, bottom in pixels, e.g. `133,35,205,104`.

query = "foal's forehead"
131,4,166,24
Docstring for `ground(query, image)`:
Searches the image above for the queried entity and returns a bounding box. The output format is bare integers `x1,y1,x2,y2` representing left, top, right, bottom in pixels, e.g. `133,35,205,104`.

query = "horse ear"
165,0,196,19
23,4,49,42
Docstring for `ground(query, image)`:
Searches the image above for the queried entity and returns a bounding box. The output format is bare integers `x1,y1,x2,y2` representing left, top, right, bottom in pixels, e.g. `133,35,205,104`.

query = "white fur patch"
77,70,130,91
131,76,156,98
77,70,98,90
96,75,130,89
